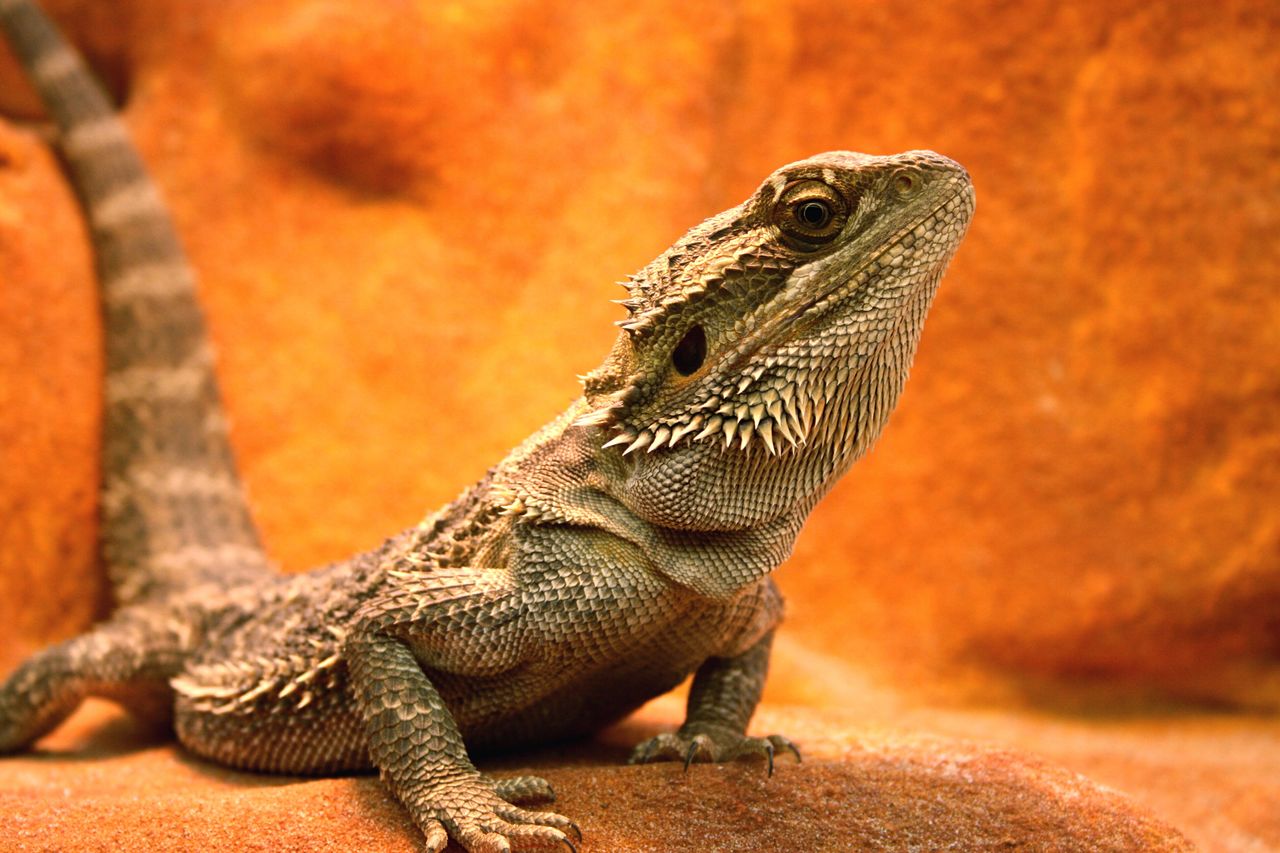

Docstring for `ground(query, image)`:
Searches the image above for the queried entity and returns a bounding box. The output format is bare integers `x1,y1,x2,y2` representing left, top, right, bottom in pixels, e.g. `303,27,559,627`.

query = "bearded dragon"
0,1,974,850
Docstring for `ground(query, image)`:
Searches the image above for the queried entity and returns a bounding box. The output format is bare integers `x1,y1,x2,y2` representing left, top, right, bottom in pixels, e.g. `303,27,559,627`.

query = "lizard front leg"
346,625,579,853
629,629,800,776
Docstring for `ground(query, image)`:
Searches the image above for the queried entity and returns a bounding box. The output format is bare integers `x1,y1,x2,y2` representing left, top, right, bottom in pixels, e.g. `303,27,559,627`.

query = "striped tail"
0,0,273,604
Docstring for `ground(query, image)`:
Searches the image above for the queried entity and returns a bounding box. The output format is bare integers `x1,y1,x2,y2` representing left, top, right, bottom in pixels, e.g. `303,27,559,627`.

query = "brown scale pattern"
0,1,977,850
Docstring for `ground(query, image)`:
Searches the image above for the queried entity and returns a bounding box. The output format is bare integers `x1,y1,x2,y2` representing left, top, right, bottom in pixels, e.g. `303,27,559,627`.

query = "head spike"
669,418,700,446
622,431,652,456
602,431,635,450
775,414,798,447
575,408,615,428
812,394,829,426
759,420,777,455
721,418,737,446
696,416,723,441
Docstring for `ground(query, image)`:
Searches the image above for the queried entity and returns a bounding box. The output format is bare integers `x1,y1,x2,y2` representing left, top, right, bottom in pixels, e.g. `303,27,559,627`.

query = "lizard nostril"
893,170,920,196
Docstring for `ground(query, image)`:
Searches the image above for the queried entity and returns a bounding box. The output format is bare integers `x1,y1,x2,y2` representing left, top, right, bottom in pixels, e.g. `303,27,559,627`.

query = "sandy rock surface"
1,1,1277,850
0,699,1208,852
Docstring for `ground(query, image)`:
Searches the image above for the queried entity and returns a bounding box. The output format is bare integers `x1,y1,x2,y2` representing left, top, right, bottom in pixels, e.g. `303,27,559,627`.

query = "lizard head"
577,150,974,532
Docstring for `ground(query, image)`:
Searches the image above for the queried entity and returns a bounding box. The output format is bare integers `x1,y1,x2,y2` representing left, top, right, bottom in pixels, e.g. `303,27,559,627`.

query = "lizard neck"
400,400,804,600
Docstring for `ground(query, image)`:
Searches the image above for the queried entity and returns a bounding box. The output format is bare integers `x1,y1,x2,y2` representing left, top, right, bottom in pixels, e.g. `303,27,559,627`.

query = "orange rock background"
1,0,1278,849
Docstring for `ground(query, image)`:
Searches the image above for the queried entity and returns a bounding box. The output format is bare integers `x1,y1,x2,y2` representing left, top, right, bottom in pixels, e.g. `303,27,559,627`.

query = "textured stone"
3,0,1278,705
0,698,1205,852
0,121,104,659
2,0,1279,848
3,0,1276,708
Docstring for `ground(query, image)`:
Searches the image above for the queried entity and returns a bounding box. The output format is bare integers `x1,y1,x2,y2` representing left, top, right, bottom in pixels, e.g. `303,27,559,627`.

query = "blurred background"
1,0,1277,848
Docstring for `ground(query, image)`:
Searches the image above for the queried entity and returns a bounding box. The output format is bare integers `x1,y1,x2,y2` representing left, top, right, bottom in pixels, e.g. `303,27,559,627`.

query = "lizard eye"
671,324,706,376
775,179,848,249
796,200,831,228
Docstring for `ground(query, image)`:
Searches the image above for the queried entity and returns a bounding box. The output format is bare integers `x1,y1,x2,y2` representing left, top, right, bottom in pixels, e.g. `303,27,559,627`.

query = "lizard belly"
438,642,696,754
438,577,778,754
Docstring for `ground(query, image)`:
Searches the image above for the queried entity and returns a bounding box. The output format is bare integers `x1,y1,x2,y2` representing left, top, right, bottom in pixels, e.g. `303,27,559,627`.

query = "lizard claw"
757,734,802,777
771,733,802,764
630,725,802,777
403,774,581,853
682,733,714,772
633,735,660,766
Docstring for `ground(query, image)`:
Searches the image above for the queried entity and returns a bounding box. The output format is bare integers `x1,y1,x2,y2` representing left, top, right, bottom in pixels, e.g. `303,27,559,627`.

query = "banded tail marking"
1,0,275,603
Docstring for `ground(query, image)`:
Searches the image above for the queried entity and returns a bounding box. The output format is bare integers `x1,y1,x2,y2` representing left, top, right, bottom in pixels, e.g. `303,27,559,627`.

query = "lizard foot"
628,723,801,777
408,774,581,853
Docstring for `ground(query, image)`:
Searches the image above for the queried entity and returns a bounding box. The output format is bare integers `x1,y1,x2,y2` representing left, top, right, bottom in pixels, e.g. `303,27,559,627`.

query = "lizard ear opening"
671,325,706,376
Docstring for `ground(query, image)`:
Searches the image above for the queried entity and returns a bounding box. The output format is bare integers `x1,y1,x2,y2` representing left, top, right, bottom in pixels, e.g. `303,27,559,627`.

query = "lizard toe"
768,733,802,764
630,726,802,776
683,733,715,771
421,819,450,853
491,774,557,804
458,828,513,853
628,732,686,765
406,775,579,853
490,820,577,851
493,803,579,835
721,732,803,777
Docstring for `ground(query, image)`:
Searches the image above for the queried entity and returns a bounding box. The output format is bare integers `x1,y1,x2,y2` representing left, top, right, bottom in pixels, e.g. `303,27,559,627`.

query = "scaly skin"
0,1,974,850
